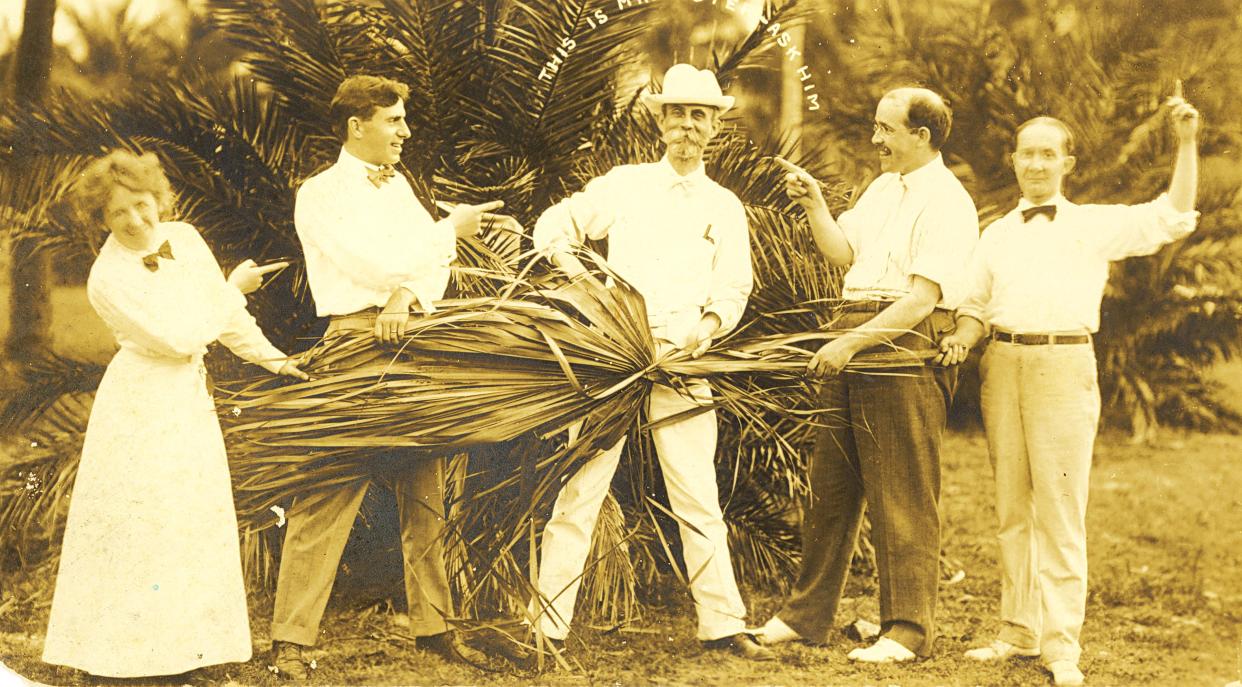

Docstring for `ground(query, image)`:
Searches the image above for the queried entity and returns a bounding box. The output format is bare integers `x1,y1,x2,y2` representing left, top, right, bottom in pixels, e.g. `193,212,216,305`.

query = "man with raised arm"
270,74,507,678
757,87,979,663
937,87,1200,686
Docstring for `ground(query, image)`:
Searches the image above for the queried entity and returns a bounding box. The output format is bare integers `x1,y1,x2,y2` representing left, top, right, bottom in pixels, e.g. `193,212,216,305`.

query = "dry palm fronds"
218,261,936,556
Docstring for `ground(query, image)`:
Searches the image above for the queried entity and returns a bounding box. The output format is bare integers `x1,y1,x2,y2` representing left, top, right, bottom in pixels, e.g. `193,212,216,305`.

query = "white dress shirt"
532,157,754,339
957,194,1198,333
837,154,979,308
295,148,456,316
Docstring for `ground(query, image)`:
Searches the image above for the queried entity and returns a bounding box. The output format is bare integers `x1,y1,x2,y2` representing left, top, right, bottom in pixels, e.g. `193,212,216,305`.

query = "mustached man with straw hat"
935,86,1200,686
528,63,769,661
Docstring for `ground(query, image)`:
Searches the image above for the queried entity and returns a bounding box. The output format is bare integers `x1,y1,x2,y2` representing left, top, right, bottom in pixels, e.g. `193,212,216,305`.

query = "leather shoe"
271,640,310,680
702,633,776,662
420,631,497,671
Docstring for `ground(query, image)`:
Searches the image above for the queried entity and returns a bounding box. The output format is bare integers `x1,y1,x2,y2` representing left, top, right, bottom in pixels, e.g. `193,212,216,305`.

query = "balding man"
757,87,979,663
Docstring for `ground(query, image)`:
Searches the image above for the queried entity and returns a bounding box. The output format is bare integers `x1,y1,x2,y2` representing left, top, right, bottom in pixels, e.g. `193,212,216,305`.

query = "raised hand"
1165,79,1201,143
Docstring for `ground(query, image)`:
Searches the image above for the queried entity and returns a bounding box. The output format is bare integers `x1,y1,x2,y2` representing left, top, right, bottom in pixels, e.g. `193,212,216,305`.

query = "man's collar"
1017,194,1067,211
337,147,387,173
898,153,946,190
658,155,708,185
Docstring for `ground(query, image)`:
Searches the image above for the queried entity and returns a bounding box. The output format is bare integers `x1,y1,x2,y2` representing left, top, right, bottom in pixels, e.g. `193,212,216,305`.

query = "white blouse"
87,221,286,369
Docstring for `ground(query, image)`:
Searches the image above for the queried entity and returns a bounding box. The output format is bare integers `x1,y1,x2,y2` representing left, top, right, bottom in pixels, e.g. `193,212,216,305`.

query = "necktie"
366,164,396,188
670,177,695,196
142,240,175,272
1021,204,1057,223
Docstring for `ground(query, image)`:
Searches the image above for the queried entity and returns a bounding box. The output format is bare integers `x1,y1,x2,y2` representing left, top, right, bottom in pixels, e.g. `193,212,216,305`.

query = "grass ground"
2,430,1240,686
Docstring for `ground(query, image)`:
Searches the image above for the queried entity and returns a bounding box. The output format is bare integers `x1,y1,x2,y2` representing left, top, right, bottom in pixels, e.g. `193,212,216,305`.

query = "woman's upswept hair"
71,150,174,231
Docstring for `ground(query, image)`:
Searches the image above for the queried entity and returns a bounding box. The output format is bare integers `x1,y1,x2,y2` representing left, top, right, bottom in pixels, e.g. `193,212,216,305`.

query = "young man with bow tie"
528,63,769,661
936,88,1201,686
270,75,507,678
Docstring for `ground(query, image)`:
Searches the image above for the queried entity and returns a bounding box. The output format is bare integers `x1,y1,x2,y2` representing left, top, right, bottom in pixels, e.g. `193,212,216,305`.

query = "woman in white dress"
41,150,308,678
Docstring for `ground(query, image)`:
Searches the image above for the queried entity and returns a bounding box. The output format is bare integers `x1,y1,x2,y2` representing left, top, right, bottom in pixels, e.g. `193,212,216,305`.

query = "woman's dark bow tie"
142,240,175,271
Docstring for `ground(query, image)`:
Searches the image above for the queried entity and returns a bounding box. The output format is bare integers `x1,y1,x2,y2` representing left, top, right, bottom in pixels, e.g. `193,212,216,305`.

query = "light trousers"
980,341,1100,666
533,381,748,641
271,314,452,646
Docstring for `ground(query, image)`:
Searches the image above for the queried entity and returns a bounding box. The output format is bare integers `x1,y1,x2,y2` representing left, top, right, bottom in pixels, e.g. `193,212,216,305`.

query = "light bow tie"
142,240,175,272
366,164,396,188
1021,204,1057,223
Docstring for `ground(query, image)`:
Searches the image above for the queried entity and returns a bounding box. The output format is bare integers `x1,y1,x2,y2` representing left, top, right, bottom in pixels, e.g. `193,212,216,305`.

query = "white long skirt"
42,349,252,677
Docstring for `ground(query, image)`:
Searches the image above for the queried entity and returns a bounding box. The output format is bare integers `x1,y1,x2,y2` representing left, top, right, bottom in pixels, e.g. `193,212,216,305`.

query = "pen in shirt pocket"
702,223,715,245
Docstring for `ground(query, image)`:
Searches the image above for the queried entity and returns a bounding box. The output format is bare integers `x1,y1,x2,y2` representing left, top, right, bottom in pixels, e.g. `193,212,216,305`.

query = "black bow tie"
142,240,175,272
1021,205,1057,223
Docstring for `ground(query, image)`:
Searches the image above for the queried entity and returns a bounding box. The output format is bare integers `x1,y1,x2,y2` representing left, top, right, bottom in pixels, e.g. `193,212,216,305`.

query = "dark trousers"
780,309,957,656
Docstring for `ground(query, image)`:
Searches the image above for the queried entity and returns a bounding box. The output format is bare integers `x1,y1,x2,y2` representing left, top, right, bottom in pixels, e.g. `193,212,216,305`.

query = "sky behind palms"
0,0,178,55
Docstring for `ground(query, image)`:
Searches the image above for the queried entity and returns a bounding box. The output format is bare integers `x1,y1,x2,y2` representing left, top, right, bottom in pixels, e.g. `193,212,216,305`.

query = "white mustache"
668,130,707,147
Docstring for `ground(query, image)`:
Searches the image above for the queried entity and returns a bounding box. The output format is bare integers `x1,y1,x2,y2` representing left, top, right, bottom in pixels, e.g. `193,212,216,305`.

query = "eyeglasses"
873,121,920,137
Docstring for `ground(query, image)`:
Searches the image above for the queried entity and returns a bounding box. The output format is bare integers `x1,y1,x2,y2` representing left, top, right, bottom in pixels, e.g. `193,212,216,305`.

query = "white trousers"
980,341,1100,666
533,380,748,641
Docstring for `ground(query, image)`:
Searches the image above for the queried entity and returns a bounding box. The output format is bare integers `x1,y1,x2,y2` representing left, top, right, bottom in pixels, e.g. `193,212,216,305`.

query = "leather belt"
993,330,1091,345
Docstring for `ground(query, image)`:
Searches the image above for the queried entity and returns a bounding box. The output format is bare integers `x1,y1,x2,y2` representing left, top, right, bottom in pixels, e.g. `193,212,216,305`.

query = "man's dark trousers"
780,308,957,656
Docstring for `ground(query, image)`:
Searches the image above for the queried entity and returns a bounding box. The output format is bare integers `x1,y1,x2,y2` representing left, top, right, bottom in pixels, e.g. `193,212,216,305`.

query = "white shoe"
1048,660,1085,686
847,636,916,663
964,639,1040,661
748,616,802,646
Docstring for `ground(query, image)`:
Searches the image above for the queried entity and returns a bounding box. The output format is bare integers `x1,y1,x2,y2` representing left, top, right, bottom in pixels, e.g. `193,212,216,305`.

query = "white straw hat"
641,63,734,115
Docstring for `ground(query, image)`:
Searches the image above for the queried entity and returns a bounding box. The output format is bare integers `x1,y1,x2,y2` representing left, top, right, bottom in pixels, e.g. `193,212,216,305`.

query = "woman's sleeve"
176,223,289,371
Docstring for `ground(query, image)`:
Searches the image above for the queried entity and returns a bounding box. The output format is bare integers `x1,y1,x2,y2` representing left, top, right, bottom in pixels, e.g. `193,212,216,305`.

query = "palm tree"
0,0,836,629
4,0,57,369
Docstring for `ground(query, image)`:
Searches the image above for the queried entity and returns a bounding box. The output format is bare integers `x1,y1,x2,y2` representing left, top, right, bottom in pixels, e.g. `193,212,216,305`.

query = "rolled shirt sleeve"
908,188,982,308
533,172,620,255
954,233,995,329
